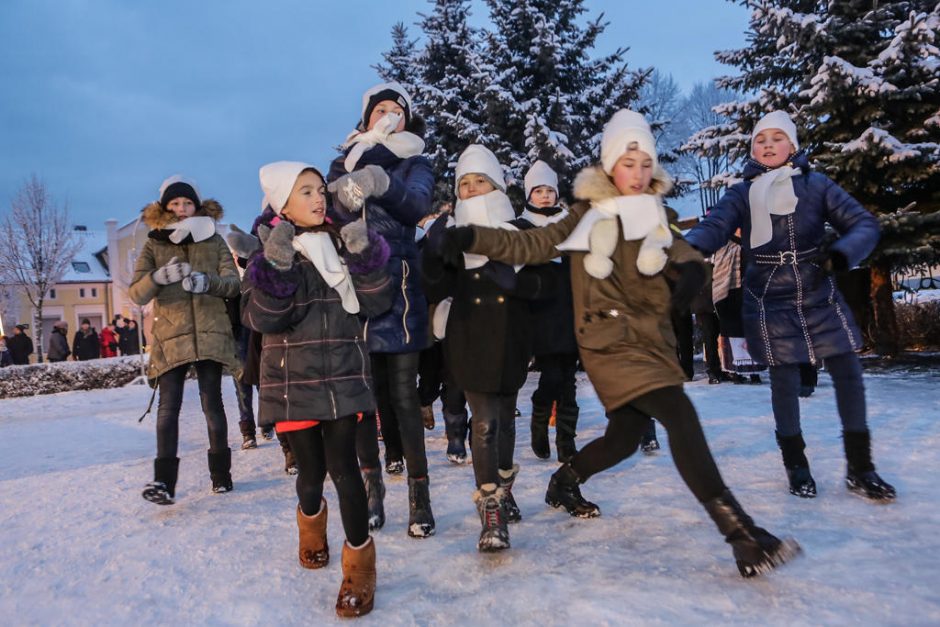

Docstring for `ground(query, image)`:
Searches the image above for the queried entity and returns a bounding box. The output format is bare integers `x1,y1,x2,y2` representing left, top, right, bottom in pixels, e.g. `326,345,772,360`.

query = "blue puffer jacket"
328,144,434,354
685,153,879,366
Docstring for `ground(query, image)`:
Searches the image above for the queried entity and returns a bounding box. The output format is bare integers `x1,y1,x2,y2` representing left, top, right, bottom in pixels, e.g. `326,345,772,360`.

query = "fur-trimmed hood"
572,164,673,203
141,199,224,230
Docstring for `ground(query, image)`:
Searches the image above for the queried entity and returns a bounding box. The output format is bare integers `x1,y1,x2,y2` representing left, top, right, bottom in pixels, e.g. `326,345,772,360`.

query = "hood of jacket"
141,198,224,230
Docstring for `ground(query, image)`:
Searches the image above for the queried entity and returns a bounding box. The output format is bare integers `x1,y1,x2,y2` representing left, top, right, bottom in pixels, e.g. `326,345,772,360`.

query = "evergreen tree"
374,22,421,90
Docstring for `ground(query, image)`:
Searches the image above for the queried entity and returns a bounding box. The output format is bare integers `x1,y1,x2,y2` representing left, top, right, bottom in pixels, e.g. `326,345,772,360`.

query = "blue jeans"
770,352,867,437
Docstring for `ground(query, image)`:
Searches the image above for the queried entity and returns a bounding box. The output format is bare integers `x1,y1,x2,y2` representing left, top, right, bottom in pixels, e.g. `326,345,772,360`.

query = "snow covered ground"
1,360,938,626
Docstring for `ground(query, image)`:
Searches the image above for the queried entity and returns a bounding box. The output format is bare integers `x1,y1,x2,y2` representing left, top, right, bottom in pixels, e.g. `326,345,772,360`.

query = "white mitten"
152,256,192,285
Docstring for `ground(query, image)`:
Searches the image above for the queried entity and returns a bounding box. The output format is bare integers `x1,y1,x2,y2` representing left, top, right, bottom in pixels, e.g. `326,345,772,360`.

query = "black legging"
531,352,578,410
355,411,381,469
572,386,726,504
287,414,368,547
370,351,429,478
156,360,228,458
697,311,722,379
465,391,517,487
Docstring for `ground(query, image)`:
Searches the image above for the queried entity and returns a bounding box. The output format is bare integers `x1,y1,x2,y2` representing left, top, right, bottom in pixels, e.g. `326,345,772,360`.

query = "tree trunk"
869,261,899,357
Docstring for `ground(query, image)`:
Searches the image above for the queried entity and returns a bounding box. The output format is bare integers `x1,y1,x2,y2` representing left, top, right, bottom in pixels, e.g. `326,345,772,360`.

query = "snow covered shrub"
896,300,940,350
0,356,147,399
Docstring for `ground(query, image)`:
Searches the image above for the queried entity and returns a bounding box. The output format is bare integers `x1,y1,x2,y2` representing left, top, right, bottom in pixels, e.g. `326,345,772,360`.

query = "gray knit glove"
257,221,296,271
152,256,192,285
226,224,260,260
181,271,210,294
339,219,370,254
327,165,390,212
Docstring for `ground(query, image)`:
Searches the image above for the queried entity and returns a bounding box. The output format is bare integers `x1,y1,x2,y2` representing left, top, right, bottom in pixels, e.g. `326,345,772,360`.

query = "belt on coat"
751,247,818,266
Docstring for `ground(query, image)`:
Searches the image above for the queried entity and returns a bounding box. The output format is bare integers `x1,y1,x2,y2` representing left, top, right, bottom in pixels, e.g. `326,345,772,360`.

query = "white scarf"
168,216,215,244
556,194,672,277
453,191,520,270
342,113,426,173
748,166,799,249
291,232,359,314
521,207,568,263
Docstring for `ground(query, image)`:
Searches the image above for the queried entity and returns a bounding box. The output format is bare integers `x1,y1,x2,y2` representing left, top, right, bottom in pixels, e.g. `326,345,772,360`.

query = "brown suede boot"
297,499,329,569
336,537,376,618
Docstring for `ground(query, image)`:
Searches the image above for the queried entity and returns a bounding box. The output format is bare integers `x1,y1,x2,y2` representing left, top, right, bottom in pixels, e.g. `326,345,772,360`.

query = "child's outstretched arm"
822,178,880,268
460,204,588,266
684,185,747,256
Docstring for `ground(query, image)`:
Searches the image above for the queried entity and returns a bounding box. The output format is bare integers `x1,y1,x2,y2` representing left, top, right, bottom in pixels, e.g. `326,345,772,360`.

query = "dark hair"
81,318,91,325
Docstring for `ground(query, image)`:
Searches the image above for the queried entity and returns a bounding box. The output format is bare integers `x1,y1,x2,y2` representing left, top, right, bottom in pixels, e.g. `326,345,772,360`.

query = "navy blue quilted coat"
328,145,434,354
685,154,879,366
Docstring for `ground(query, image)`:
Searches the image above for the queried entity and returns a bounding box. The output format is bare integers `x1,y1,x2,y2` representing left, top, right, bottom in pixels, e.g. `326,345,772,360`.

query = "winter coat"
0,347,12,367
684,153,879,366
72,329,101,361
241,231,393,426
128,199,240,380
7,333,33,365
47,327,70,362
421,219,555,395
99,327,119,358
513,214,578,356
464,165,706,412
119,326,144,356
328,144,434,354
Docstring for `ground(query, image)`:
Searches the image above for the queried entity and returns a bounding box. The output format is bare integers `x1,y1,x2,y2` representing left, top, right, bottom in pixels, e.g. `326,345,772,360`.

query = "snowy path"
1,364,938,625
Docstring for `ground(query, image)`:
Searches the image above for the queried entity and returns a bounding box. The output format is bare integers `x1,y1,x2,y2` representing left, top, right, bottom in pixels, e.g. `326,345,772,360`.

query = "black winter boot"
776,431,817,498
497,464,521,523
207,449,233,493
843,430,896,501
444,410,469,464
362,466,386,531
555,402,579,463
640,419,660,454
474,483,510,552
407,476,435,538
545,463,600,518
142,457,180,505
529,401,551,460
703,489,801,578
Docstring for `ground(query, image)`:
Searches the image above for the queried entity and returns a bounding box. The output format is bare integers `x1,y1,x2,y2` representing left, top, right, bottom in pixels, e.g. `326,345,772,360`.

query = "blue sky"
0,1,748,230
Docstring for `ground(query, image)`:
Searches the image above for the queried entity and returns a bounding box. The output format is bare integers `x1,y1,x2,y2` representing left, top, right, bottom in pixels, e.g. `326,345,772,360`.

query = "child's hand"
339,219,370,254
328,165,390,211
152,256,192,285
258,221,296,271
441,226,475,267
182,272,210,294
670,261,706,313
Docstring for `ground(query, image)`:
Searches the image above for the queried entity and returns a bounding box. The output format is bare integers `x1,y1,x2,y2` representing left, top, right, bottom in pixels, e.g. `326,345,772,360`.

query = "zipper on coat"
185,245,201,359
400,259,412,345
322,308,337,420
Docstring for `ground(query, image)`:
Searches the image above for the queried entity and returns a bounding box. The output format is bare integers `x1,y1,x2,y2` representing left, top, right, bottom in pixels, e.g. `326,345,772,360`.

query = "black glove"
670,261,706,313
481,261,517,291
441,226,475,267
813,248,848,275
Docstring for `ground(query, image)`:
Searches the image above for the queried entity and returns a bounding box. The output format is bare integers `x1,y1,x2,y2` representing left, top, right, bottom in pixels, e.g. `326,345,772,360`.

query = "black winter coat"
513,216,577,356
328,145,434,354
241,246,393,426
421,219,555,394
72,329,101,361
7,333,33,365
47,328,70,362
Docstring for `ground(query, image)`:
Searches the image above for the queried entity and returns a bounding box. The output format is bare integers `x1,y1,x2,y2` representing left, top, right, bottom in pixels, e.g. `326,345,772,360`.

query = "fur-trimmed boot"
335,536,376,617
843,430,896,501
407,476,435,538
297,498,329,569
555,402,579,463
362,466,386,531
776,431,817,498
545,463,600,518
703,489,802,577
142,457,179,505
474,483,510,552
444,410,469,464
207,448,233,493
497,464,521,523
529,401,552,460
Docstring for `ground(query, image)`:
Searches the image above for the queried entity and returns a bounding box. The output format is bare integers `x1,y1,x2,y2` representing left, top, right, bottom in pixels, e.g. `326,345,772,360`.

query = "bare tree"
679,82,746,216
0,175,82,362
636,70,689,194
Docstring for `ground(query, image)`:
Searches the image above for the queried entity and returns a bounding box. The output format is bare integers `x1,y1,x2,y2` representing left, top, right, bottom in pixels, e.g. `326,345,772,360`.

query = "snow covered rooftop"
59,229,109,283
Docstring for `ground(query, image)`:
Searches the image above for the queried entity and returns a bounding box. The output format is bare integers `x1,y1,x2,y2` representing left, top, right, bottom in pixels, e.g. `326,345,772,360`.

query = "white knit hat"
600,110,658,174
524,160,559,200
454,145,506,194
259,161,318,215
751,110,800,152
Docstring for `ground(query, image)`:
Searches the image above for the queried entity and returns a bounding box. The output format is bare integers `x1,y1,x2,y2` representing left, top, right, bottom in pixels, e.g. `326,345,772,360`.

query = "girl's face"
752,129,795,168
529,185,558,208
281,170,327,228
457,174,496,200
367,100,406,133
611,149,654,196
166,197,196,219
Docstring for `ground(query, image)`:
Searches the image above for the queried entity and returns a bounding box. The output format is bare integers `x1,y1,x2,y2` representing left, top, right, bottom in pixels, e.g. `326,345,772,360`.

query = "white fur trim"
600,110,658,174
524,160,559,199
751,110,800,151
455,145,506,194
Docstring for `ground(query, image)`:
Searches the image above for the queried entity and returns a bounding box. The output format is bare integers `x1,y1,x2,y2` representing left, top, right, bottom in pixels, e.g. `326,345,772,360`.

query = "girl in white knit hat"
442,111,801,577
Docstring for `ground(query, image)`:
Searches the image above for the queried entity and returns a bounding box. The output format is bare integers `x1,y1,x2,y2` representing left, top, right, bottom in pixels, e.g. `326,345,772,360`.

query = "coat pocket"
575,312,632,351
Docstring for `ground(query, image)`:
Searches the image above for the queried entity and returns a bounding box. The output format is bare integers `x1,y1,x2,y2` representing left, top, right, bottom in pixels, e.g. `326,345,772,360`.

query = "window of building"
49,289,56,299
91,288,97,298
80,288,86,297
72,261,91,273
